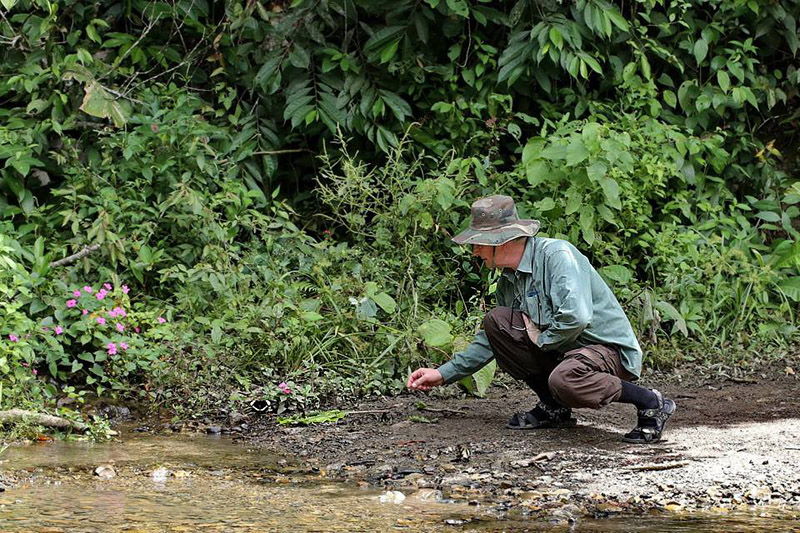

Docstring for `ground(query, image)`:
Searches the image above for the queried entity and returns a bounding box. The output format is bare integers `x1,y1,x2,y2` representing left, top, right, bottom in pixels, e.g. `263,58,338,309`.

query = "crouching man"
407,195,676,443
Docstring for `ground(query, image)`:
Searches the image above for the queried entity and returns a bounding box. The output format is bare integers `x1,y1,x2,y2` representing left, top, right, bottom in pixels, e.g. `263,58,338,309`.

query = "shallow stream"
0,433,797,531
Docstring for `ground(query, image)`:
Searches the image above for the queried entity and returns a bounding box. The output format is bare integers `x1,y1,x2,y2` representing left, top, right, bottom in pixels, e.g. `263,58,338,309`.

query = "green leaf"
80,81,127,127
663,89,677,108
549,27,564,49
693,39,708,64
565,139,589,166
525,161,549,186
211,326,222,343
728,60,745,82
378,90,412,122
379,40,400,63
656,301,688,337
579,206,595,245
445,0,469,17
535,197,556,212
778,277,800,302
418,319,453,347
372,292,397,314
364,26,405,58
586,162,607,182
300,311,324,322
599,177,621,209
598,265,633,285
717,70,730,92
288,45,310,69
470,360,496,397
756,211,781,222
0,0,18,10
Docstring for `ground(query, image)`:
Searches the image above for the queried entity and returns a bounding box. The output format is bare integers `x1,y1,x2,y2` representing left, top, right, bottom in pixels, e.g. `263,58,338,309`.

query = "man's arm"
535,249,592,352
436,329,494,384
408,275,513,390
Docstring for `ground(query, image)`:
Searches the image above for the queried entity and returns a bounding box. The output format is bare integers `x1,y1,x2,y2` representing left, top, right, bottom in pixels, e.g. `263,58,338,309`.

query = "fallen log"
0,409,88,432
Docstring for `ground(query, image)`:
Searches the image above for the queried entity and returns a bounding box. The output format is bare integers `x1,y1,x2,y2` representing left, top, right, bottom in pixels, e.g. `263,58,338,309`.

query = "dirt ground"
248,367,800,519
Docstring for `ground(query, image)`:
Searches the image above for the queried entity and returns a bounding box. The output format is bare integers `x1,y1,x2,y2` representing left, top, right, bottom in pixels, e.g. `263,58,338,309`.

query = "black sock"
524,375,559,407
617,381,658,410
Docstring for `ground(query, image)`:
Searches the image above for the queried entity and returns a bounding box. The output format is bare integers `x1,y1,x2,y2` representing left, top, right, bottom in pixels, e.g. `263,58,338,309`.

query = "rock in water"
152,467,170,481
94,465,116,479
379,491,406,504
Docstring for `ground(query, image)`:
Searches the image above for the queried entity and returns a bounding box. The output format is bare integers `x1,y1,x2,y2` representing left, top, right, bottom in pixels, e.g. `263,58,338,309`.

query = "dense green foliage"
1,0,799,423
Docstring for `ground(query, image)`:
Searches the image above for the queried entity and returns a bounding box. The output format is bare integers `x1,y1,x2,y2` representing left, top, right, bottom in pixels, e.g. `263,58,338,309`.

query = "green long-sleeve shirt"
437,237,643,384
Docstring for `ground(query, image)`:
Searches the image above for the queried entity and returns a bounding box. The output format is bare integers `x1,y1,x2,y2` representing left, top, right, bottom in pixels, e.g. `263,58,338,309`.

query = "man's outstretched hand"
406,368,444,391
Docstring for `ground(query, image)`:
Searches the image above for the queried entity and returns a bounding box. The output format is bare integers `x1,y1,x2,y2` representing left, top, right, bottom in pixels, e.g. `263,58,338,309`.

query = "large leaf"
418,319,453,347
656,301,688,337
80,81,127,127
598,265,633,285
599,177,621,209
778,277,800,302
459,359,496,398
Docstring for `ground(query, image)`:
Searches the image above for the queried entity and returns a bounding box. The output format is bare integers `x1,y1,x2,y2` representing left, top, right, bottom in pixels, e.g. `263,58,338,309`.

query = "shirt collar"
501,237,535,280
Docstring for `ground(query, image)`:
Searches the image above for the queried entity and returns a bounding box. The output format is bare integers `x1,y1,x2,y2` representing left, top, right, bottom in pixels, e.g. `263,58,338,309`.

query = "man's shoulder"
539,237,579,254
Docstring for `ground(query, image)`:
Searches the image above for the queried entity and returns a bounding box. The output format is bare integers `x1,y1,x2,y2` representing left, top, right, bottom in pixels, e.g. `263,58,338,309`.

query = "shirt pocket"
524,285,551,328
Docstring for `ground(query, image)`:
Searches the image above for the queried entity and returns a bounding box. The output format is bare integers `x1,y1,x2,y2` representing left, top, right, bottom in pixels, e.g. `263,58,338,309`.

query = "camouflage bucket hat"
452,195,540,246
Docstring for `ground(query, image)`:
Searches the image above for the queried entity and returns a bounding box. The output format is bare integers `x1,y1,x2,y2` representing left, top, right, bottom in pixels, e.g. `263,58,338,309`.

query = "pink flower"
82,309,89,315
134,327,140,333
113,307,127,318
73,290,82,297
120,342,129,350
109,310,118,318
278,382,291,394
8,334,18,342
32,369,38,375
54,326,63,335
104,283,112,290
107,342,117,355
96,317,106,325
122,285,130,294
157,317,166,324
116,323,124,332
66,299,77,308
96,290,106,301
22,362,28,367
83,286,93,293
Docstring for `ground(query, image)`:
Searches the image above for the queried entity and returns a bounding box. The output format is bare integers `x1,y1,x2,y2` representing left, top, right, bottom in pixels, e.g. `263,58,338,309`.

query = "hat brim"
451,219,541,246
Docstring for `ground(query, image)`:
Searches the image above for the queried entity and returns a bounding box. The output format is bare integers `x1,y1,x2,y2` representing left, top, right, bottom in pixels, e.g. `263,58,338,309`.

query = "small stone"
173,470,191,478
94,465,116,480
379,490,406,504
152,467,170,481
206,426,222,435
746,485,771,501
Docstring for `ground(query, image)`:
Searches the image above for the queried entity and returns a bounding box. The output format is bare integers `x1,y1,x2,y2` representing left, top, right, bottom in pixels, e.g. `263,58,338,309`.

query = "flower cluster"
278,382,291,394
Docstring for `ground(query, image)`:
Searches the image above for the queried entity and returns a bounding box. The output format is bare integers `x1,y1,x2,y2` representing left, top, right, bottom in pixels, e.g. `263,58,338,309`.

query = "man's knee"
482,306,513,340
548,359,599,409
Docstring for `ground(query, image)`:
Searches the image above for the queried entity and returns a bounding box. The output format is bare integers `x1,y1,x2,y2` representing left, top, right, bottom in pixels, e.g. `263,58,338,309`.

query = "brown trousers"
483,307,633,409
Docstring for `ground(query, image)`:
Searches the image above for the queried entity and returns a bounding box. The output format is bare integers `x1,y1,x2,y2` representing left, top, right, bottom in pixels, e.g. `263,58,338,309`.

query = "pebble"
206,426,222,435
151,467,170,481
379,490,406,504
93,465,116,480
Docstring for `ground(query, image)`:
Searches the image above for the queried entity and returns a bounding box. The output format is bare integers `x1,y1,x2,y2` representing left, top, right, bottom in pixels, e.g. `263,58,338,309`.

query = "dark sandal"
506,403,577,430
622,389,676,444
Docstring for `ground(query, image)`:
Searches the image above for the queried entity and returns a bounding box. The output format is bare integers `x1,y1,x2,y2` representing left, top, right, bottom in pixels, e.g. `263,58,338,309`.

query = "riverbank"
246,367,800,520
1,366,799,529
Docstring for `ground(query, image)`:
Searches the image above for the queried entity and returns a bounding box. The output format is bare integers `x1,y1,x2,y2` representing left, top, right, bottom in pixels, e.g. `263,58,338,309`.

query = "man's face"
472,244,497,269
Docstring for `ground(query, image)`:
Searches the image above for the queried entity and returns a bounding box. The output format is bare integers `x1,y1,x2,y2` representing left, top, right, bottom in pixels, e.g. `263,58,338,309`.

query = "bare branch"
49,244,101,268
